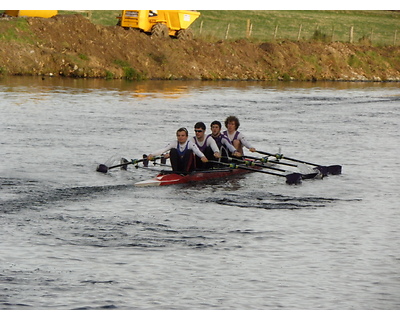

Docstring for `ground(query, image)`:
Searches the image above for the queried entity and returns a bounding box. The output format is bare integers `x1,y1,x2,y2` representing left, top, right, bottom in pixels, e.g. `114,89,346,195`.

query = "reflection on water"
1,76,399,100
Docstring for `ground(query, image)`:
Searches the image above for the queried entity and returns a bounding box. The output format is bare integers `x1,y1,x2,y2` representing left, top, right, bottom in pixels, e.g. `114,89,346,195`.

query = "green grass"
113,59,130,68
112,59,146,80
191,10,400,45
4,10,400,45
0,18,37,43
78,53,89,61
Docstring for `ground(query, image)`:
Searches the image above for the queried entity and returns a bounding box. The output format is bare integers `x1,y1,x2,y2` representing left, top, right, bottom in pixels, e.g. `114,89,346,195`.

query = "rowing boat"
135,167,251,187
97,152,339,186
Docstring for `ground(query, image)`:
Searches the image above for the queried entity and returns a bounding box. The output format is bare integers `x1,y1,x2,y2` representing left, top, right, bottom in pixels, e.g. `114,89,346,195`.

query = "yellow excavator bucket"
164,10,200,31
4,10,58,18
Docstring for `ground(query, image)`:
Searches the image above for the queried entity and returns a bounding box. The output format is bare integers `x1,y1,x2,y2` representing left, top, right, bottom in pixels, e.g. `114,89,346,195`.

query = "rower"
190,122,221,169
209,120,241,161
223,116,256,155
148,127,208,172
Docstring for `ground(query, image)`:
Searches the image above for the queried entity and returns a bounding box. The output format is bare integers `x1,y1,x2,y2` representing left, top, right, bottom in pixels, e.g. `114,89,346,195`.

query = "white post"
274,25,278,39
225,23,230,40
246,19,251,38
349,26,354,43
297,24,302,41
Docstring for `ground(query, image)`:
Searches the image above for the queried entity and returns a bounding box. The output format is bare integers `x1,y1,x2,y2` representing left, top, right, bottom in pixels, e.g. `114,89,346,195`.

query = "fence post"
274,25,278,40
297,24,302,41
246,19,251,38
199,20,203,35
349,26,354,43
225,23,230,40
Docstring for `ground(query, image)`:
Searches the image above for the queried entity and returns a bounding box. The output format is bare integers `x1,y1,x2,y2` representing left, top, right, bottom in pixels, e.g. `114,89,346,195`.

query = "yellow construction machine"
117,10,200,40
3,10,57,18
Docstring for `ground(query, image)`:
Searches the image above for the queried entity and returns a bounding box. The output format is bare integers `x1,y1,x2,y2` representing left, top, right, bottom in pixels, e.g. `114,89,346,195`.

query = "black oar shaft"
229,157,287,173
244,155,298,167
235,157,320,179
256,150,320,167
109,161,134,170
256,150,342,175
209,160,301,185
96,155,151,173
96,160,136,173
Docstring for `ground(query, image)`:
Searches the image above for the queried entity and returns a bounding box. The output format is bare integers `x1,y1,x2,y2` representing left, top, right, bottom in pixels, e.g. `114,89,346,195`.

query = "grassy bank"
2,10,398,45
194,11,399,45
57,10,400,45
0,12,399,80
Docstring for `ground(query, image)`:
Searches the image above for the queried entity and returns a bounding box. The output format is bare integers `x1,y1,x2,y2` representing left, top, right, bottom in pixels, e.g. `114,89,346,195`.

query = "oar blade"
96,164,109,173
142,154,149,167
314,165,342,176
328,165,342,175
120,158,129,170
301,172,319,180
314,165,329,177
286,173,302,185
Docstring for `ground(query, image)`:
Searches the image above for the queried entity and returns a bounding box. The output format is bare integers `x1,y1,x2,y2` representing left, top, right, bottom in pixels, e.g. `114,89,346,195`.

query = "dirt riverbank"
1,14,399,81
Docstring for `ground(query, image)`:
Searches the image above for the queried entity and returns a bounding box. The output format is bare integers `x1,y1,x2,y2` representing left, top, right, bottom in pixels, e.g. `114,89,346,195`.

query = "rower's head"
225,116,240,132
176,127,188,143
210,120,222,136
194,122,206,139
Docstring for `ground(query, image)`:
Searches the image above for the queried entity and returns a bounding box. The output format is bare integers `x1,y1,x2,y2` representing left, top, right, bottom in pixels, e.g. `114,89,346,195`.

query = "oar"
149,155,168,166
245,155,326,180
244,155,298,168
256,150,342,176
96,155,152,173
243,155,320,178
209,161,302,185
229,157,318,180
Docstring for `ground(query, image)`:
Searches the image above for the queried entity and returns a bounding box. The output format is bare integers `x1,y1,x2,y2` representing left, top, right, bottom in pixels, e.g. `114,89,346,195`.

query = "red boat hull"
135,168,251,187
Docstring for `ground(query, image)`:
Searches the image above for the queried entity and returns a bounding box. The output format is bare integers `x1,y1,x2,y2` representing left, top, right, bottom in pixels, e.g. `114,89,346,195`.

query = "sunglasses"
194,129,204,133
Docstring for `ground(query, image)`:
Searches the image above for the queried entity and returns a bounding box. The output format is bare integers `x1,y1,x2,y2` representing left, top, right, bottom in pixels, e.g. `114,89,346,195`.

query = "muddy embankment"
1,14,399,81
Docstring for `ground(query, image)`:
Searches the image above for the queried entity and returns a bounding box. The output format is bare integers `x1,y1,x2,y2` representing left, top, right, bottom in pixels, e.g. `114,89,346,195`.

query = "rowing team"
147,116,257,172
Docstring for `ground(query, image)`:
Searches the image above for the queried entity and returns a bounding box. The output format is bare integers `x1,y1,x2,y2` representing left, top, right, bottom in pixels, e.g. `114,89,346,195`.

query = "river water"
1,77,399,310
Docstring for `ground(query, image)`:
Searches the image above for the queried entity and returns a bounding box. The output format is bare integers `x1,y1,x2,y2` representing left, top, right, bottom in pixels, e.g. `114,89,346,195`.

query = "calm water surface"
1,77,399,310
